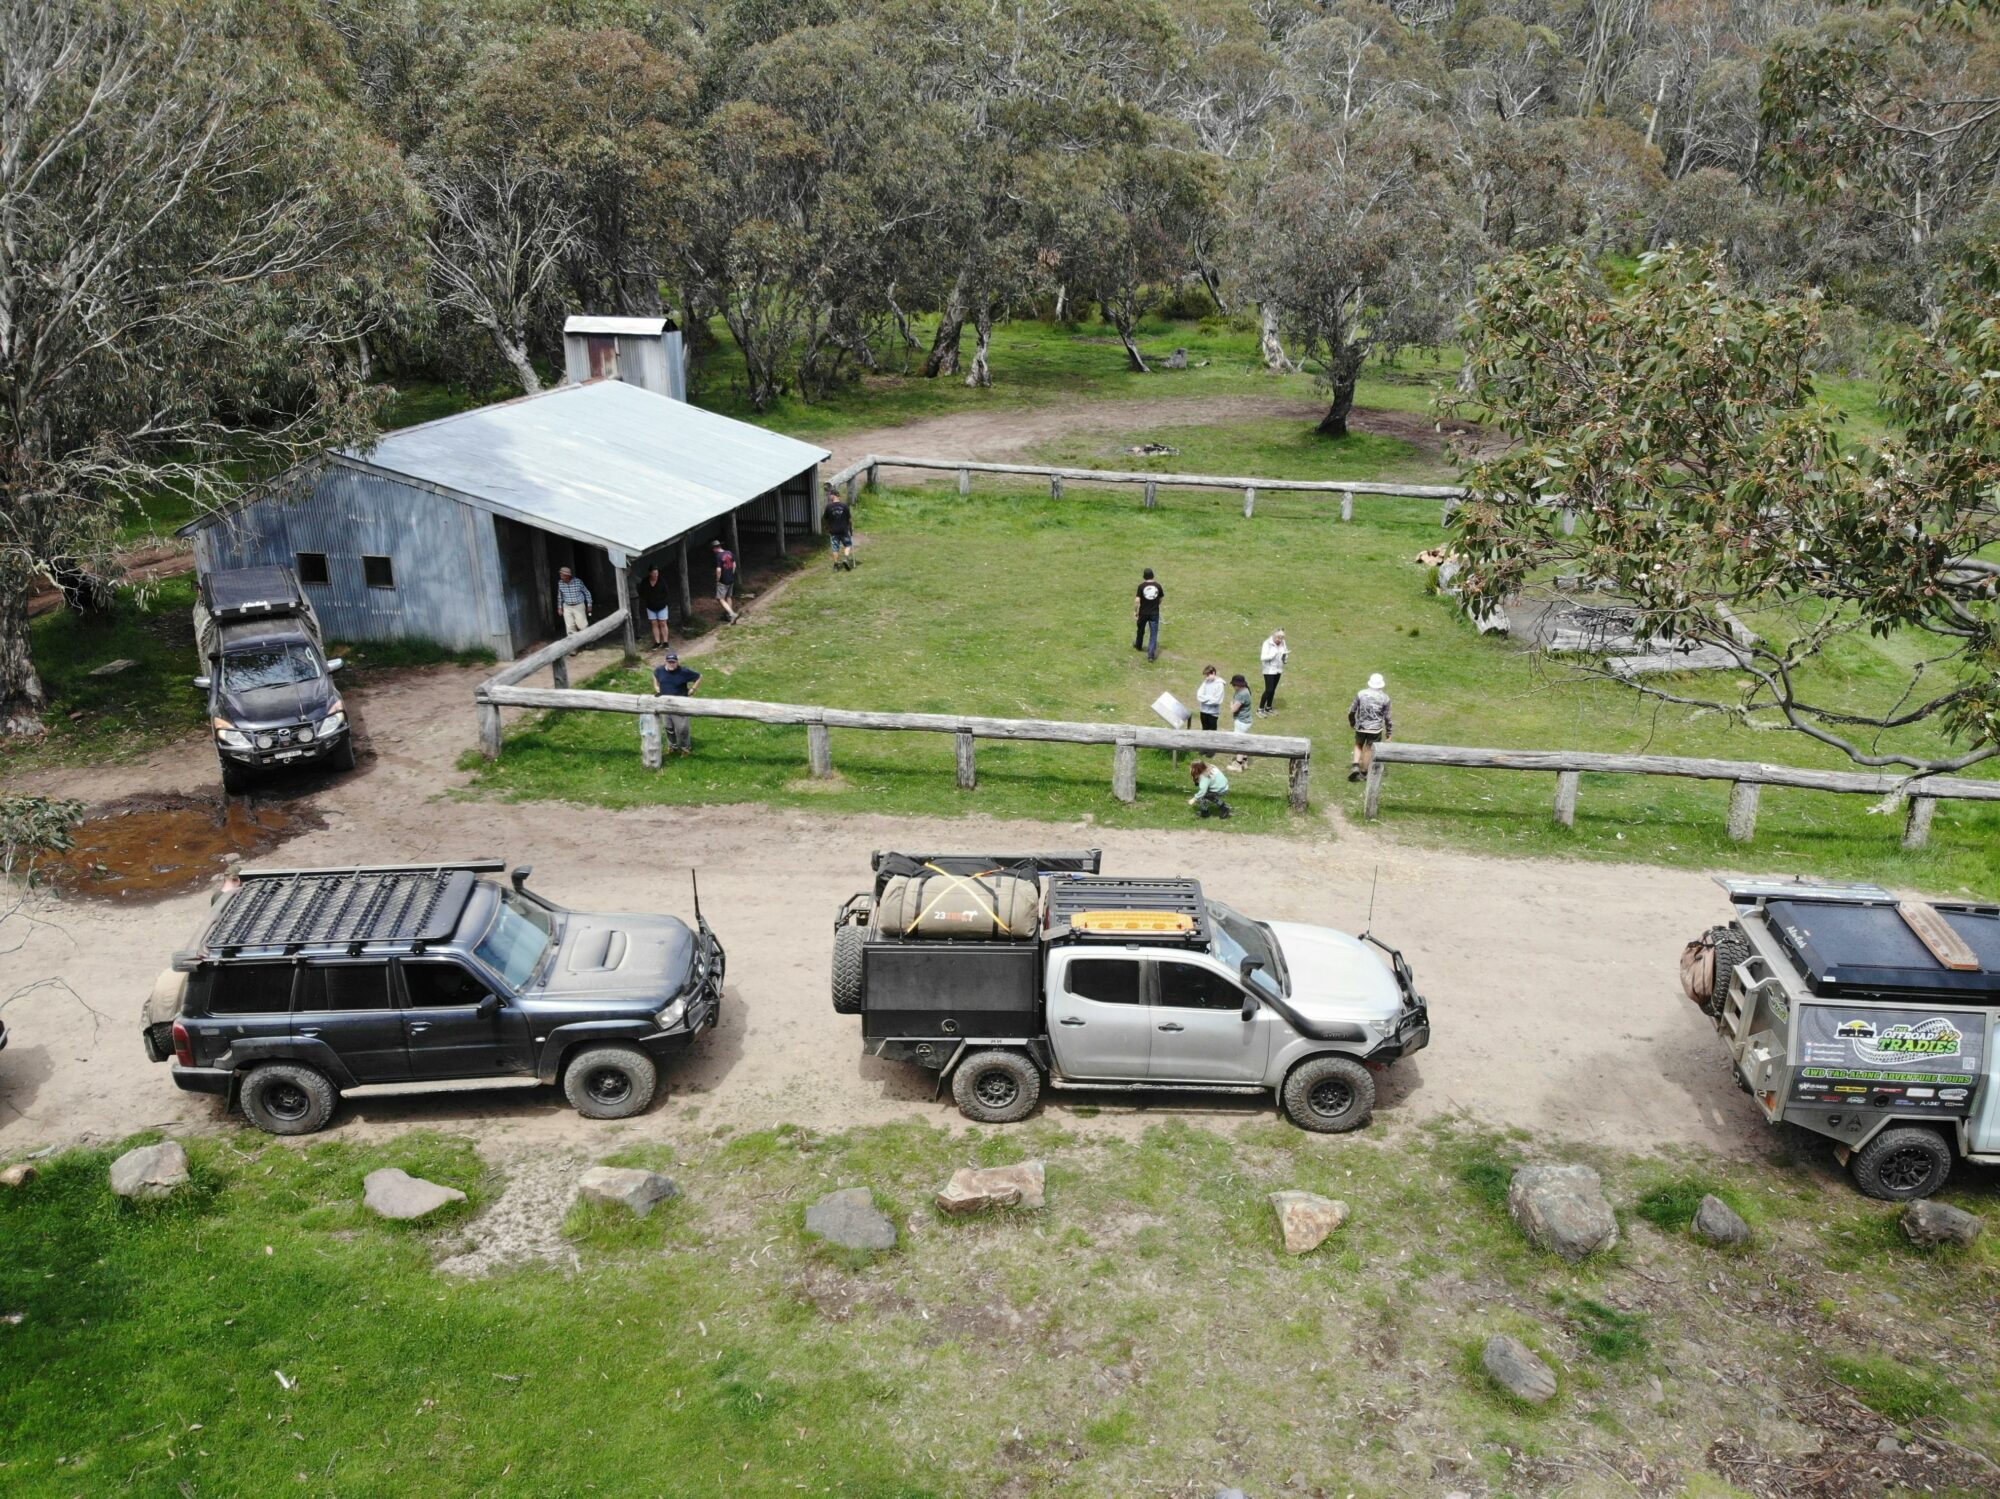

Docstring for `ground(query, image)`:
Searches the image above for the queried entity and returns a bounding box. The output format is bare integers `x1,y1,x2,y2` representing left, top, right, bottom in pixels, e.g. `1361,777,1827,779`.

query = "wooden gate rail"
824,453,1463,520
476,609,630,756
1362,742,2000,850
475,682,1314,810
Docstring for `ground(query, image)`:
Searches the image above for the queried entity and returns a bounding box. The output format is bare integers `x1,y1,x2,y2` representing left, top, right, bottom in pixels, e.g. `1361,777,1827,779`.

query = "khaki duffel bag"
876,869,1040,940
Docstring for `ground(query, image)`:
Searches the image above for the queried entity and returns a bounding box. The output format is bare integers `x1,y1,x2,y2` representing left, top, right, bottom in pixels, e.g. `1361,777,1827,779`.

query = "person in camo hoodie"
1348,672,1392,781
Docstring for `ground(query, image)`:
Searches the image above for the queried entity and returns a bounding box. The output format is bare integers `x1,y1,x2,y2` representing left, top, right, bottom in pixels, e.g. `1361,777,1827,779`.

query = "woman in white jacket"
1257,629,1288,715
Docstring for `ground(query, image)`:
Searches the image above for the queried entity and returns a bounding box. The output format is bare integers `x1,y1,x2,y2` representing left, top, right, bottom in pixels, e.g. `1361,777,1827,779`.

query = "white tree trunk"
964,307,993,388
1259,304,1296,373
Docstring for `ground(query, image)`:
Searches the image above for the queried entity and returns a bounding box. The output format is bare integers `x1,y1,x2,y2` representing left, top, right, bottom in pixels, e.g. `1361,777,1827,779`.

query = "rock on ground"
1692,1193,1751,1247
578,1165,680,1218
806,1187,897,1251
109,1141,188,1201
0,1163,37,1188
1903,1199,1983,1249
363,1168,467,1221
936,1161,1045,1215
1508,1164,1619,1263
1482,1333,1558,1405
1268,1191,1349,1255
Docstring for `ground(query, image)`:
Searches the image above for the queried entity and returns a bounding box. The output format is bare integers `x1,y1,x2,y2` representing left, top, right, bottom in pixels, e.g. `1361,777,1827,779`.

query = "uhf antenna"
1363,864,1380,938
690,867,703,924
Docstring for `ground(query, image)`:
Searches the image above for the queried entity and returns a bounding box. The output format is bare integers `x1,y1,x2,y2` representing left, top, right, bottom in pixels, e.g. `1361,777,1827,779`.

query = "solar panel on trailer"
1765,898,2000,997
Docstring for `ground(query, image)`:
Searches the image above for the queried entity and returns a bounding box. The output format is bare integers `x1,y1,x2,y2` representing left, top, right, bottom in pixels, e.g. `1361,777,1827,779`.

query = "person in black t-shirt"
1133,568,1164,660
652,650,702,754
822,495,856,571
637,566,673,646
709,540,739,623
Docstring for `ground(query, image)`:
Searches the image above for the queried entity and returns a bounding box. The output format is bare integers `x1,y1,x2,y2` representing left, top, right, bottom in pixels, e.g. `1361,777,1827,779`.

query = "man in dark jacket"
1133,568,1164,660
652,650,702,754
822,493,856,570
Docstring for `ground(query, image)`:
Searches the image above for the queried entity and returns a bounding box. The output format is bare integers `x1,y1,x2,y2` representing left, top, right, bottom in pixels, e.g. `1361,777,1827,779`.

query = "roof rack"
1046,875,1209,949
206,860,501,957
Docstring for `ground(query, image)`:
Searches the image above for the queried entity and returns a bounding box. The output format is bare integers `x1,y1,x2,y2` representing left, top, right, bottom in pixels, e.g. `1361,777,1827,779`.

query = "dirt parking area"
0,641,1796,1170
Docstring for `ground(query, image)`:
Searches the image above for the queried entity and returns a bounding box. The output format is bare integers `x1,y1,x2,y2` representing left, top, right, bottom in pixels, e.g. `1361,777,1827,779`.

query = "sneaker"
1347,768,1363,782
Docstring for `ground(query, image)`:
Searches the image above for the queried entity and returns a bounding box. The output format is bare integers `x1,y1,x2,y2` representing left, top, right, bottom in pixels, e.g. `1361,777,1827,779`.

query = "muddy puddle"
47,793,324,902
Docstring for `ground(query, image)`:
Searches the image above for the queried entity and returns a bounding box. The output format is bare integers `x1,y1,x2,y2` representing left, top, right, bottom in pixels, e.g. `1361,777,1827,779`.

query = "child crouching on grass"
1189,760,1232,819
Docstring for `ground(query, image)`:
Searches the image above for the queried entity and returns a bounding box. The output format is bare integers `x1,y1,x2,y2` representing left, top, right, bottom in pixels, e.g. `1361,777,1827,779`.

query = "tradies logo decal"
1853,1017,1966,1065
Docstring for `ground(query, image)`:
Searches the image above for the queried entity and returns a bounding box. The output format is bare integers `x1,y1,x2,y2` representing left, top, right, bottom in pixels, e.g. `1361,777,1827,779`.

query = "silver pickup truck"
832,850,1430,1131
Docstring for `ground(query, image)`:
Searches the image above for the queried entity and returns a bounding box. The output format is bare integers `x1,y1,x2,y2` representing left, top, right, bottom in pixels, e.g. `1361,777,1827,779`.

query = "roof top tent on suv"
140,858,724,1135
1687,877,2000,1200
193,565,353,794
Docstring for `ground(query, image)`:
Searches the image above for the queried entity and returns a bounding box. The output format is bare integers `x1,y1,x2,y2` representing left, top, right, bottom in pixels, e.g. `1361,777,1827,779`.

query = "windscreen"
1207,900,1287,995
222,641,321,692
474,889,554,989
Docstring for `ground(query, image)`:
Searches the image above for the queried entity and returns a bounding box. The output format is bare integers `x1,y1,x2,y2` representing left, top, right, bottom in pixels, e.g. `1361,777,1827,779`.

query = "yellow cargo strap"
1068,910,1196,936
908,864,1021,937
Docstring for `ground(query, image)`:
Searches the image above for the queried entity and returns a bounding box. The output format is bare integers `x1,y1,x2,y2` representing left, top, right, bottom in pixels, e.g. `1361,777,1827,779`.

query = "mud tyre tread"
1850,1125,1952,1202
831,925,867,1015
239,1062,338,1136
562,1045,659,1120
950,1050,1041,1124
1280,1055,1376,1134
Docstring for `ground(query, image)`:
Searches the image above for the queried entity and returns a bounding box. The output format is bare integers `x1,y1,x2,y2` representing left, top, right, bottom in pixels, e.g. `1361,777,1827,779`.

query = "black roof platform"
1763,897,2000,999
198,564,309,624
1046,875,1210,949
204,860,502,956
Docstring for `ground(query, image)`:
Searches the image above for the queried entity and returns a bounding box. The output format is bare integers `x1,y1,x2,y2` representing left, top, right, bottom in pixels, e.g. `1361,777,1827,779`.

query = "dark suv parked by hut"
140,859,723,1134
193,565,353,793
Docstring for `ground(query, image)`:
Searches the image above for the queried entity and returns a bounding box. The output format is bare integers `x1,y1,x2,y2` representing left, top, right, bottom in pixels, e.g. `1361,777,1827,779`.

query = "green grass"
466,478,2000,893
4,1118,1994,1497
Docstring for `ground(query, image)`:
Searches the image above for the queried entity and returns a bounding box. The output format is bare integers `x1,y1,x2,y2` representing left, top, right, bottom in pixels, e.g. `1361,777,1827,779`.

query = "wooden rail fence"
1362,742,2000,850
825,453,1464,519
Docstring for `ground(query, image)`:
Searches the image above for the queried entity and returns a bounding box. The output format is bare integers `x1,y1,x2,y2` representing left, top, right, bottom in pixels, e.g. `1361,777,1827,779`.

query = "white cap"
1367,673,1385,690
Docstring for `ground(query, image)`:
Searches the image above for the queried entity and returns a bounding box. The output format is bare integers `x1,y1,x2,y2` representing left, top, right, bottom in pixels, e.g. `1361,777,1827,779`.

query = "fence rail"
475,679,1314,809
1362,741,2000,849
825,453,1464,520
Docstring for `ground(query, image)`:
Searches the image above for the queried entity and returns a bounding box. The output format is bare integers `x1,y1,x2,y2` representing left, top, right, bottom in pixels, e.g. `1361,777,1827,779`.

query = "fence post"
1287,755,1310,812
1340,493,1353,522
1112,740,1138,803
1363,762,1384,819
1050,475,1064,501
958,468,970,497
551,651,569,690
1553,770,1579,827
955,731,977,790
866,462,879,492
807,721,834,778
1903,795,1937,850
1243,486,1256,518
639,711,663,770
1143,480,1157,509
1727,781,1762,842
846,473,860,504
477,701,503,761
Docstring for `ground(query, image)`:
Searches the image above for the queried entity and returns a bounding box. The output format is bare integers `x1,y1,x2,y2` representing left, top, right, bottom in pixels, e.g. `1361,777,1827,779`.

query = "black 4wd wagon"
141,859,723,1135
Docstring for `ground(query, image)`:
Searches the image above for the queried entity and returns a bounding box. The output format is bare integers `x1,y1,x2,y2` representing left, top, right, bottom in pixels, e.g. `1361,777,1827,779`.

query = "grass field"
3,1119,1994,1498
468,477,2000,896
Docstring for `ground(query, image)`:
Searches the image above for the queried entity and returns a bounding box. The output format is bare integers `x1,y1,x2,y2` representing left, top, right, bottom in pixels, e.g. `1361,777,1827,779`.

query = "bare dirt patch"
45,791,324,902
435,1149,586,1277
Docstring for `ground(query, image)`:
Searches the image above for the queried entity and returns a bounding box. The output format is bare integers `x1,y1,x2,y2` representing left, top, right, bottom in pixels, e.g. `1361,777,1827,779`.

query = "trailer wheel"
831,925,867,1015
1280,1055,1376,1134
1850,1126,1952,1201
951,1050,1040,1124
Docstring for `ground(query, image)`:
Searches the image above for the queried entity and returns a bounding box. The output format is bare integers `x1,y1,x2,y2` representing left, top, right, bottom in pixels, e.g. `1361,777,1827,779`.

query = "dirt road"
1,640,1773,1165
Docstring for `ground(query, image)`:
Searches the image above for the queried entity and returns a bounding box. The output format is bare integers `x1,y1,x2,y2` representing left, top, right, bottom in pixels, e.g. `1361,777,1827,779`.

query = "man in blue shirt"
651,650,702,754
555,567,592,635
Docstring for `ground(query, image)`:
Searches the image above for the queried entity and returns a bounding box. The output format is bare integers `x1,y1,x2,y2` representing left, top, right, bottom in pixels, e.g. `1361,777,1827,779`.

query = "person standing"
555,566,592,635
638,566,673,646
1132,568,1164,660
1227,672,1253,771
709,540,739,624
1194,665,1225,731
1348,672,1393,781
1257,629,1289,716
652,649,702,755
1188,760,1232,819
822,491,856,570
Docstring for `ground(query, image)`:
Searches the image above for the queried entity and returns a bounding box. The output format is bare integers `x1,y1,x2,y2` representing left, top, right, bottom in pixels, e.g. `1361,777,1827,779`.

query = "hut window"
362,555,396,589
295,552,330,586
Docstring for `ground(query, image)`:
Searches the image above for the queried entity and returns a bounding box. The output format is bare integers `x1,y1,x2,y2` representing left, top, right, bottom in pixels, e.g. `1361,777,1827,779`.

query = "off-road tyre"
563,1045,659,1120
1706,927,1750,1019
219,756,251,796
327,734,357,772
1280,1055,1376,1134
831,925,867,1014
239,1062,338,1136
951,1050,1041,1124
1850,1126,1952,1202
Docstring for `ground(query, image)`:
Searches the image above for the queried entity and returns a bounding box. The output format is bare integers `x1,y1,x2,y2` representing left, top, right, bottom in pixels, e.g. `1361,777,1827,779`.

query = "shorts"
1354,730,1382,747
828,532,853,548
716,581,735,600
1232,719,1251,735
644,607,670,622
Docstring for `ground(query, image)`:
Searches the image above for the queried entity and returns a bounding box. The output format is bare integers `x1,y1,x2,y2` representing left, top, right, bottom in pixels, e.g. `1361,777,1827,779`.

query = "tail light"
171,1021,193,1068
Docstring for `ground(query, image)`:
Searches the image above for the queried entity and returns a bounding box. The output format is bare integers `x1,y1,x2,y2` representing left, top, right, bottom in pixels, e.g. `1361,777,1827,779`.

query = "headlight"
318,710,346,737
653,998,686,1029
213,719,251,750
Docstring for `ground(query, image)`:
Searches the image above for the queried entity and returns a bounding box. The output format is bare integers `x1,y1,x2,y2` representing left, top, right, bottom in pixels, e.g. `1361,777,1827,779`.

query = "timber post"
1727,781,1762,842
1362,762,1384,820
1143,480,1157,509
958,468,970,497
1112,740,1139,803
807,720,834,778
773,488,787,557
728,509,742,564
1243,486,1256,518
477,701,503,762
639,711,663,770
614,563,637,662
1340,494,1353,522
1553,770,1579,828
846,473,860,503
551,652,569,690
866,462,879,492
1287,754,1310,812
677,541,692,626
955,731,976,790
1050,475,1064,501
1903,795,1938,850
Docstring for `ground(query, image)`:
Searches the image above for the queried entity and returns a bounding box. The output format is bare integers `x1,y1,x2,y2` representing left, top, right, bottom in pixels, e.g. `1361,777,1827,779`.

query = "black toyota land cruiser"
140,859,723,1135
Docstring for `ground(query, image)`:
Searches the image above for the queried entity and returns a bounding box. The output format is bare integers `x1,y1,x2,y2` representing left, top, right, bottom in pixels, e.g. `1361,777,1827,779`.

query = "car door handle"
408,1022,431,1033
1058,1017,1086,1026
1157,1022,1185,1032
296,1027,320,1038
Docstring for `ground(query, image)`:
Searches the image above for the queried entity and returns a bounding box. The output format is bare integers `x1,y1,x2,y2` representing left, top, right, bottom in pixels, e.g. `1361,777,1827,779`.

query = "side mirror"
1239,956,1265,986
1240,994,1260,1022
511,865,534,894
476,994,501,1019
325,657,345,673
191,675,211,690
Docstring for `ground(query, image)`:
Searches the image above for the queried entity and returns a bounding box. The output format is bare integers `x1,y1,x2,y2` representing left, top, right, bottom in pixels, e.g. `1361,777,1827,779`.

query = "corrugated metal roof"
564,315,672,336
331,381,826,556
